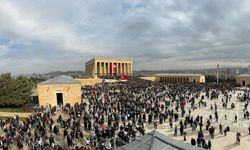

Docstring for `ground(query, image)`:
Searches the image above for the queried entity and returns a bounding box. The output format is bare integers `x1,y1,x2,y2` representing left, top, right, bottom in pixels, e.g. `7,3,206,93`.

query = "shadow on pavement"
223,143,239,150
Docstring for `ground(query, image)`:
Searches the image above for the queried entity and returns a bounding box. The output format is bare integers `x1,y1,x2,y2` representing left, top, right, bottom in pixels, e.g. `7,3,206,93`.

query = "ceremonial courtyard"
1,76,250,149
1,58,250,149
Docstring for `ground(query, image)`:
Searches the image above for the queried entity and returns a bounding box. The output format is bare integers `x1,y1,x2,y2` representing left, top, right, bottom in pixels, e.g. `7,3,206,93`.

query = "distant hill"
25,71,85,79
23,67,248,79
45,71,85,78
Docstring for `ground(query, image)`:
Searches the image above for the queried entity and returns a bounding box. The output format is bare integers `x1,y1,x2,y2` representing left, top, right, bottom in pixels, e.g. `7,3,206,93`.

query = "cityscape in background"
23,66,250,80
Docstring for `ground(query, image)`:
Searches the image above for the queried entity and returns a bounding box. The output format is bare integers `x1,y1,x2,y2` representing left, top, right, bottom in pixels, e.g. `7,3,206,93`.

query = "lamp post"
217,63,219,84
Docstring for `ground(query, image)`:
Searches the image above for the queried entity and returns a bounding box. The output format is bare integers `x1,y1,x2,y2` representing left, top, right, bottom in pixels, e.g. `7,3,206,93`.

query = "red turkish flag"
113,63,117,73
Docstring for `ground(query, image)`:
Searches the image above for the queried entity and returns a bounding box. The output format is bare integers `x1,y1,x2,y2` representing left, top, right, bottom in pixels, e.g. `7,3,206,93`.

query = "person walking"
183,132,187,141
219,124,223,134
174,125,178,136
234,115,237,123
208,140,212,150
236,132,241,144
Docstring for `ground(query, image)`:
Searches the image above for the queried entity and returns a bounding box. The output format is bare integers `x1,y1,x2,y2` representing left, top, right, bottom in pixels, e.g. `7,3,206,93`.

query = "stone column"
94,61,97,78
130,62,133,76
115,62,117,75
107,62,110,77
99,62,101,77
112,62,115,76
110,62,113,76
97,62,100,77
102,62,105,76
125,63,128,75
122,63,125,75
102,62,104,76
99,62,102,77
103,62,106,76
125,63,127,75
120,63,122,75
128,63,131,76
126,63,129,76
116,62,118,76
106,62,109,76
116,62,119,75
119,63,122,75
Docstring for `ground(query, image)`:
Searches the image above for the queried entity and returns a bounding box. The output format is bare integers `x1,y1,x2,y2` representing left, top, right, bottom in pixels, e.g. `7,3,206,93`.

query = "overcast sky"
0,0,250,74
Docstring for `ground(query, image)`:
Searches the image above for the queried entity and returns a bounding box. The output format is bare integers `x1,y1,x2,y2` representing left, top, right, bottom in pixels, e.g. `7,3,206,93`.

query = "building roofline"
85,58,133,65
94,58,133,61
155,73,204,77
85,58,95,65
237,74,250,77
37,75,81,85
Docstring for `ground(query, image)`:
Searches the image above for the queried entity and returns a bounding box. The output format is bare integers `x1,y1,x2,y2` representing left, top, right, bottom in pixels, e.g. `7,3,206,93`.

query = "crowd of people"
0,77,249,150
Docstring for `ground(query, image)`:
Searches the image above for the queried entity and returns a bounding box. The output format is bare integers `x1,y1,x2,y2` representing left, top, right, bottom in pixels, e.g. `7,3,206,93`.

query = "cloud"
0,0,249,74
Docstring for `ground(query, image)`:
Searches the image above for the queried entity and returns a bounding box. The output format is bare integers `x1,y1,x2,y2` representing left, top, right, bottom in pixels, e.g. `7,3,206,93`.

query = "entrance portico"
85,58,133,78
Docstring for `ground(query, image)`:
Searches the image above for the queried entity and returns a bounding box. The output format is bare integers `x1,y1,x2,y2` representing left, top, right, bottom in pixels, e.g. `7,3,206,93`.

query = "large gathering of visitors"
0,77,249,150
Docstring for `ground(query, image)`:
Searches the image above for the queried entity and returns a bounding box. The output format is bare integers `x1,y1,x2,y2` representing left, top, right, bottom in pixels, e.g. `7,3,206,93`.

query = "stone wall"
139,76,156,81
76,78,103,86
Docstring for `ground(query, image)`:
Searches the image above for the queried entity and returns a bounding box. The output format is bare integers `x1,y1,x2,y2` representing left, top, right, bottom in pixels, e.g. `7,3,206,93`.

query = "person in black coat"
208,140,212,150
191,138,196,146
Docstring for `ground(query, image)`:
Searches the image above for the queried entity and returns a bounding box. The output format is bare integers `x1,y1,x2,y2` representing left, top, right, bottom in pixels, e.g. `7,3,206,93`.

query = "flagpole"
217,52,219,84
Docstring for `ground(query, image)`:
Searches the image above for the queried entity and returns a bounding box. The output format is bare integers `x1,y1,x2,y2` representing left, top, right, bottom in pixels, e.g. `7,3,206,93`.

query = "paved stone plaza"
145,88,250,150
1,84,249,150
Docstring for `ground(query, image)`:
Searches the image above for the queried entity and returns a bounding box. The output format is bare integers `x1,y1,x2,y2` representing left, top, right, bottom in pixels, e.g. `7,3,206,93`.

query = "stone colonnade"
159,77,190,82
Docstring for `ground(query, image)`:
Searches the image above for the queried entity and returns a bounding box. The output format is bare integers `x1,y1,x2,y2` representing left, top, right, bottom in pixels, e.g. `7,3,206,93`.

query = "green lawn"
0,107,31,112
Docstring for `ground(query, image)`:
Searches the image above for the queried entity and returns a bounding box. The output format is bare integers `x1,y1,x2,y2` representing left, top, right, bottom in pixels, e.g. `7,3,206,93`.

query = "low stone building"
37,76,81,107
139,74,206,83
155,74,205,83
139,76,157,81
236,74,250,86
139,74,205,83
